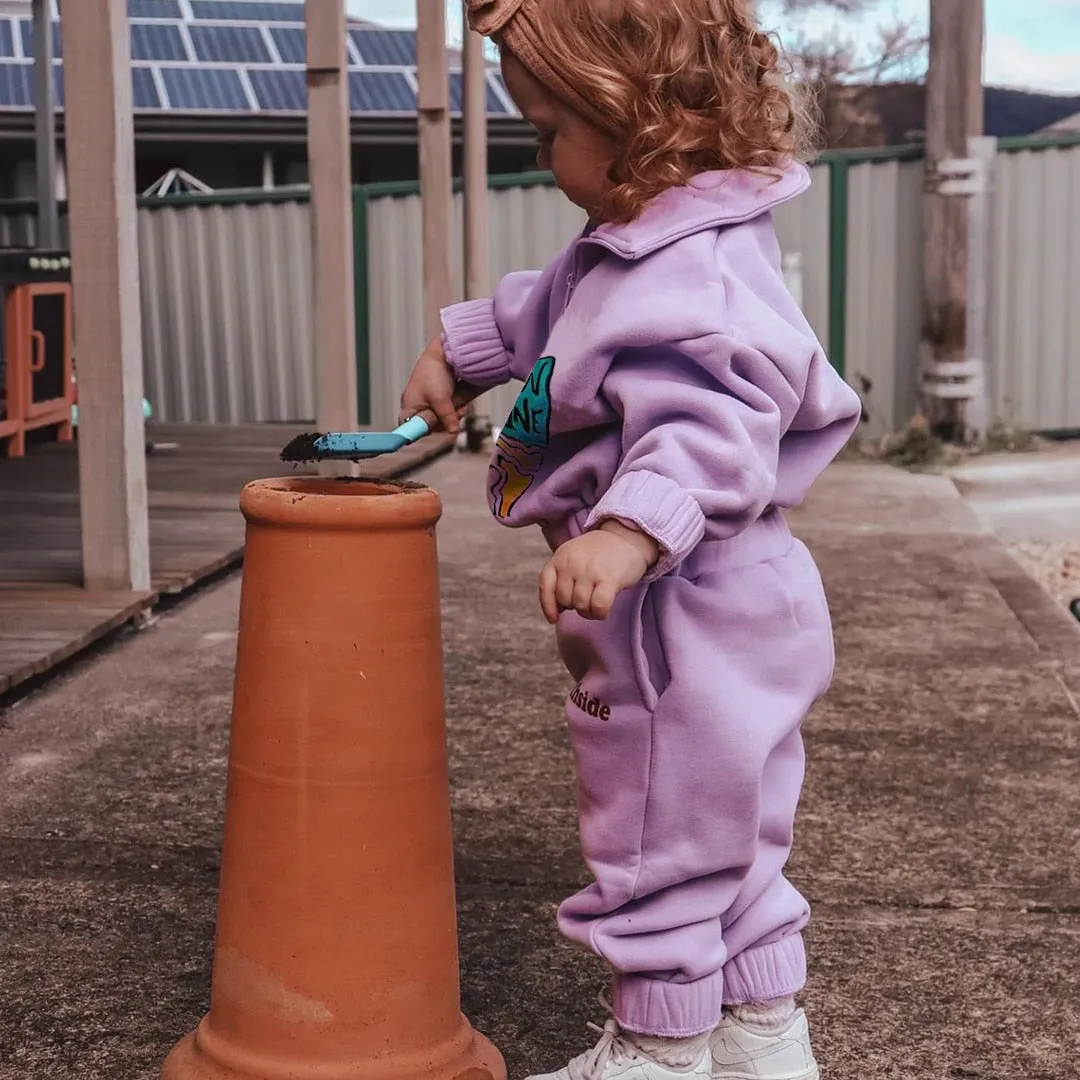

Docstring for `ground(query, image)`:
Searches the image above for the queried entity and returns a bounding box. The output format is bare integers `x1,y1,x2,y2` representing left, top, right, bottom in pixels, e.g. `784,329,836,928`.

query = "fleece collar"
583,163,810,261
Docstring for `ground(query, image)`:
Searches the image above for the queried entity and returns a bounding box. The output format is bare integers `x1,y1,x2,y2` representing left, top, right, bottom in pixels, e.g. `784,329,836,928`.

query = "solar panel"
34,64,158,110
190,24,272,63
131,23,188,62
160,65,250,109
0,62,62,108
267,26,304,64
18,20,62,59
349,29,415,67
50,66,160,110
0,8,522,120
132,65,162,109
189,1,305,21
348,70,415,113
449,72,508,115
248,67,304,111
129,0,183,16
0,63,31,107
267,26,352,65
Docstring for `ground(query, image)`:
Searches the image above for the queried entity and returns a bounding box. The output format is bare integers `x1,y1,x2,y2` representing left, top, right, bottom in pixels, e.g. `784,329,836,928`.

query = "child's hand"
539,521,660,624
399,337,463,434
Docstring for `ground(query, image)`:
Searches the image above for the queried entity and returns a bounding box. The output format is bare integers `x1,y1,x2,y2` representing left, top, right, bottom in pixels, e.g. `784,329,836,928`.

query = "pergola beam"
306,0,359,444
417,0,454,342
63,0,151,593
461,7,492,449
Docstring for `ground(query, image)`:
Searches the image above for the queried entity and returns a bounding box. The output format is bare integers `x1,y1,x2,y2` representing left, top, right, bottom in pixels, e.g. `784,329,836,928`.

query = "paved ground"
1,454,1078,1080
951,441,1080,610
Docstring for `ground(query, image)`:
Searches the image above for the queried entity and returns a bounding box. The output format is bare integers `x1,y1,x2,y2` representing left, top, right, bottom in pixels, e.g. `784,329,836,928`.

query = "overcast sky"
345,0,1080,95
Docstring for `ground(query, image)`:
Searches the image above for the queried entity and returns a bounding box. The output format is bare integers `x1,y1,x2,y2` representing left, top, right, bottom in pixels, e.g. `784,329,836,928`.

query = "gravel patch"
1005,540,1080,612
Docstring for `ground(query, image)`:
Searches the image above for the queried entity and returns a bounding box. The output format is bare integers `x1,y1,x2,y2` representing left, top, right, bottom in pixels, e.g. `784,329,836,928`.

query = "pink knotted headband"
466,0,615,132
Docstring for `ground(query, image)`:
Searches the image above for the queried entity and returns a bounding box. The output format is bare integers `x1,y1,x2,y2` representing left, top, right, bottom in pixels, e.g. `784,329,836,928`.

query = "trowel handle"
408,382,487,433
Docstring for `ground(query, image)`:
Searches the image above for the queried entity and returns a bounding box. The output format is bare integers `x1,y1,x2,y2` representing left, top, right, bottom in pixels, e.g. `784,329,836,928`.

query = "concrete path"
950,441,1080,611
950,441,1080,544
1,455,1077,1080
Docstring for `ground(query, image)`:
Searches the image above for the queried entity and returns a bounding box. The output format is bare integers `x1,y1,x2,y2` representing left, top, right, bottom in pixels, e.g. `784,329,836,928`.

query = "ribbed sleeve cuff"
440,298,512,387
585,470,706,580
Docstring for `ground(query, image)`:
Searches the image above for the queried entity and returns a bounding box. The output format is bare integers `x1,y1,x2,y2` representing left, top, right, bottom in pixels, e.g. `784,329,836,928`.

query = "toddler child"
401,1,861,1076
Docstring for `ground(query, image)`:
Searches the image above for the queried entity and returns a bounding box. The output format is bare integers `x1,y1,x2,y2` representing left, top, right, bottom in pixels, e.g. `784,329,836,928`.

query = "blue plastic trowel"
279,385,482,464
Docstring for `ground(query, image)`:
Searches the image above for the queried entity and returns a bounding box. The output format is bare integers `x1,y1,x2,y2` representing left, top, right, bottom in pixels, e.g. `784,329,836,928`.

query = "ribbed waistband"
545,507,795,576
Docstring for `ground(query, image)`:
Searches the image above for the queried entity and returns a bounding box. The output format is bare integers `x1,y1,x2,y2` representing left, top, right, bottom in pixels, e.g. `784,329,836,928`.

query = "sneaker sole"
711,1066,819,1080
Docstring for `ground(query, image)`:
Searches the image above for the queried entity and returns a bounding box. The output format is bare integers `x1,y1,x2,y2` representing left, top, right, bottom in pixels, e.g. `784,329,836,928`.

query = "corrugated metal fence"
772,163,831,351
831,136,1080,435
841,154,925,434
2,134,1078,435
365,177,587,432
138,197,316,424
990,143,1080,432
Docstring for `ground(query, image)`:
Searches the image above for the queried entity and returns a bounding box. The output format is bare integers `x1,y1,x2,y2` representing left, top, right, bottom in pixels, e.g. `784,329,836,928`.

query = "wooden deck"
0,424,454,697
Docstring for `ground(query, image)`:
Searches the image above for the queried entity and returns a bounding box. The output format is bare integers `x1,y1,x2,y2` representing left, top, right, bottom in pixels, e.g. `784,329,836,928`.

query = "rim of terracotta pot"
240,476,443,531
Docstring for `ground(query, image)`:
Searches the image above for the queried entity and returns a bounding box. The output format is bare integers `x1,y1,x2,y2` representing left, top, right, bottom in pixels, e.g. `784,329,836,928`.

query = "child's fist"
539,521,660,624
399,337,463,434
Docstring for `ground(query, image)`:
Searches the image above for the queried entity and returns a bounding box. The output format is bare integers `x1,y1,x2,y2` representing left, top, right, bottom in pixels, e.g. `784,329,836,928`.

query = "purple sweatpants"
554,511,835,1038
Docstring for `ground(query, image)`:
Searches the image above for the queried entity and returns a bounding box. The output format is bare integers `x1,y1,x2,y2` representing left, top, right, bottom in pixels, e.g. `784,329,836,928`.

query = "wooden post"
261,151,275,190
461,7,491,451
417,0,454,344
32,0,60,250
307,0,359,448
63,0,151,593
920,0,985,442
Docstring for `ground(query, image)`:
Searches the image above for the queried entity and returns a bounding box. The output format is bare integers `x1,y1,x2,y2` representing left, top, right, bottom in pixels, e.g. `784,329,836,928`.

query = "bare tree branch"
772,0,929,148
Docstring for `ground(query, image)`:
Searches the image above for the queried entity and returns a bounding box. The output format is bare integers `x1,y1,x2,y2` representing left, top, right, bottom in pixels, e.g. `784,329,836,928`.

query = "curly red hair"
508,0,813,223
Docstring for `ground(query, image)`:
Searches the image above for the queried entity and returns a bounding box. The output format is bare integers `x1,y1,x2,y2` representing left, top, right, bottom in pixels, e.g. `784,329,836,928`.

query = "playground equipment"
162,476,505,1080
0,249,74,458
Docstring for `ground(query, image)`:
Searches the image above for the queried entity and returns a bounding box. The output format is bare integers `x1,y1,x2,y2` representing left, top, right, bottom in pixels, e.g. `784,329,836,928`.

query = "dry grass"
840,415,1042,473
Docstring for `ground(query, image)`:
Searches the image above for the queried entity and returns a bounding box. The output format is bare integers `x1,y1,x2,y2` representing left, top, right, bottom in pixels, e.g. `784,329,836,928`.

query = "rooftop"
1041,110,1080,134
0,0,516,119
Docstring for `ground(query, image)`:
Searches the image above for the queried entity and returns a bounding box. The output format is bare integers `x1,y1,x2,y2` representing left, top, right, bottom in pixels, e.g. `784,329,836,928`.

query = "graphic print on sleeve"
490,355,555,521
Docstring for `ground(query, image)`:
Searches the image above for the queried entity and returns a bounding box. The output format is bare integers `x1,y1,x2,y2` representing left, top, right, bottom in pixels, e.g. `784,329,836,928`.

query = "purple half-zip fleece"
439,163,862,567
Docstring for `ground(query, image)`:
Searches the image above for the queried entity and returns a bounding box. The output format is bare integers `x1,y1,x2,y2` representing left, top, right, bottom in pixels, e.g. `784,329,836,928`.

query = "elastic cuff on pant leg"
722,934,807,1005
612,970,724,1037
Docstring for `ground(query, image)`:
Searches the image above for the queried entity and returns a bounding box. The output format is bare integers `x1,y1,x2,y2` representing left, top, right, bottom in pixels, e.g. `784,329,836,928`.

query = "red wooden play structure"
0,250,75,458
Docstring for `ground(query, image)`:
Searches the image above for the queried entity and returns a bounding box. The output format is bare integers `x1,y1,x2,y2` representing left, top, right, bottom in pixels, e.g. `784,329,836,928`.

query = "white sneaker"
710,1009,819,1079
527,999,712,1080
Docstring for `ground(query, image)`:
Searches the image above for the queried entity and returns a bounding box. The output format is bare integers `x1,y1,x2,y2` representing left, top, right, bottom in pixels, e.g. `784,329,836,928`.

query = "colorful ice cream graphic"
490,355,555,520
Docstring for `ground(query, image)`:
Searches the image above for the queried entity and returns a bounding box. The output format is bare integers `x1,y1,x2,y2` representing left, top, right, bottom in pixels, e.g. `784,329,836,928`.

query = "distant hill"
865,84,1080,145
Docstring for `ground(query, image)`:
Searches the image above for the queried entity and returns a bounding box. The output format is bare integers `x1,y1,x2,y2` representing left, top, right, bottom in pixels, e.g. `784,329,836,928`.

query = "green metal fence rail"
3,128,1078,433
